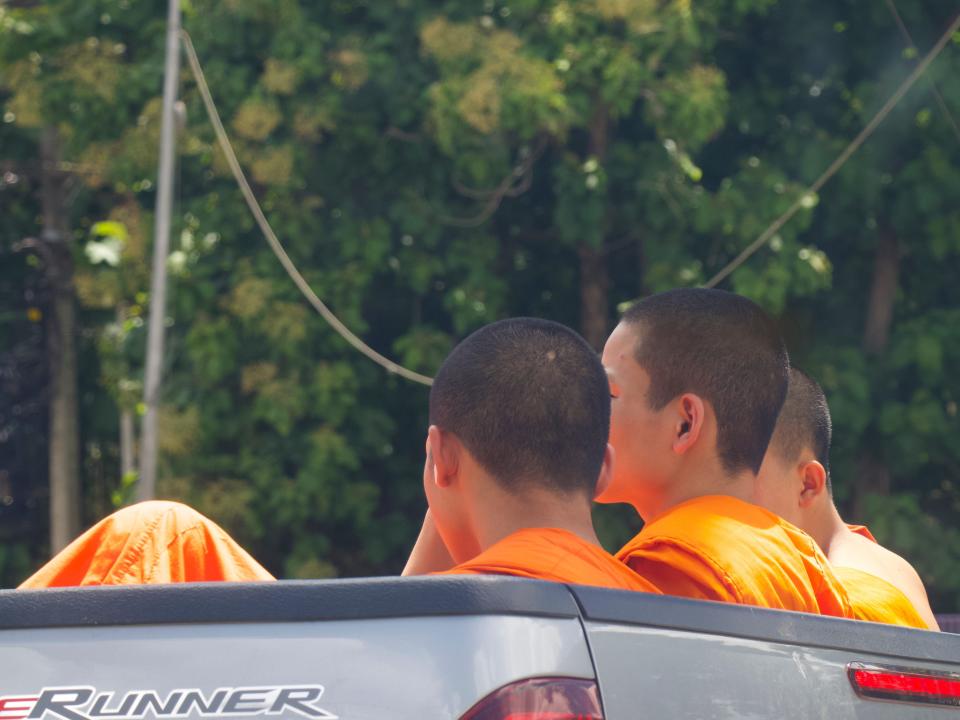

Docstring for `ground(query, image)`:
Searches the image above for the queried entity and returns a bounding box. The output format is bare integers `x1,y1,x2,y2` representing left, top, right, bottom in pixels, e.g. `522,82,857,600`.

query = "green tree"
2,0,959,613
708,0,960,609
0,0,173,552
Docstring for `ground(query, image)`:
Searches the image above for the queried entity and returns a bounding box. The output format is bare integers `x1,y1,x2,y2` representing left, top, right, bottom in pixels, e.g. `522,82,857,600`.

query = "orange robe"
835,524,928,629
846,524,877,542
443,528,661,592
19,501,274,588
616,495,852,617
833,566,927,629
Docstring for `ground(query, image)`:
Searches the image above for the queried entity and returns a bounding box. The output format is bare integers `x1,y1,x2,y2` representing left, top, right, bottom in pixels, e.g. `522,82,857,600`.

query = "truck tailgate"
0,578,594,720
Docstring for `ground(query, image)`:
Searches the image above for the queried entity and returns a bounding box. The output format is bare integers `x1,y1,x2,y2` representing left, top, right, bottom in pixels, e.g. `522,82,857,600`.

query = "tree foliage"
1,0,959,609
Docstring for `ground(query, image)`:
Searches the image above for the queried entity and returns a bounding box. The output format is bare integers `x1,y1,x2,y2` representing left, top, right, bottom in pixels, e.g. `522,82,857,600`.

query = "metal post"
138,0,181,501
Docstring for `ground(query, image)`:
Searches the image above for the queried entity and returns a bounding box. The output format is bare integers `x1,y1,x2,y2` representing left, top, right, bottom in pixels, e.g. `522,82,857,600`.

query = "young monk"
18,500,273,587
754,368,939,629
600,288,853,616
403,317,659,592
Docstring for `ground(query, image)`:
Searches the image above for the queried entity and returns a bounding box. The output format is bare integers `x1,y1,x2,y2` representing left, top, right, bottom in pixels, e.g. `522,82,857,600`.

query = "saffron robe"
834,524,929,629
616,495,853,617
833,566,928,629
445,528,660,592
19,501,274,588
846,524,877,542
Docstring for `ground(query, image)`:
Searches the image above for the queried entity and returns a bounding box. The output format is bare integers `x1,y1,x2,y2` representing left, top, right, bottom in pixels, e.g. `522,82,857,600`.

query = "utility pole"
40,126,82,552
138,0,181,501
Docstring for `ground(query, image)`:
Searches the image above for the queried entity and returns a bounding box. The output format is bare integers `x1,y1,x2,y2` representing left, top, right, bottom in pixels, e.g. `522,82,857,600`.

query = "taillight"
848,662,960,707
459,677,603,720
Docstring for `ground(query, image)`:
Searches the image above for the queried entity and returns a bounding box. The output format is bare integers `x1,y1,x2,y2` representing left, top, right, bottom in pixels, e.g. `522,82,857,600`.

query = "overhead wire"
885,0,960,145
181,13,959,351
179,30,433,387
703,10,960,290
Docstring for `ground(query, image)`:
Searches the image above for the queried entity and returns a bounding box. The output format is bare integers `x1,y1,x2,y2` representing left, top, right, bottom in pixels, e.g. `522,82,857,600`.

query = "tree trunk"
579,101,611,350
863,227,900,354
116,305,136,482
40,126,81,553
579,245,610,349
853,226,899,518
120,411,135,480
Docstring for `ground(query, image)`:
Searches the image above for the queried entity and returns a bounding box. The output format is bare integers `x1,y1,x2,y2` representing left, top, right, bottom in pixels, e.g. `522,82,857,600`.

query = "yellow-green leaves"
330,48,369,91
232,99,282,141
422,18,567,144
650,65,728,151
592,0,663,35
262,59,300,95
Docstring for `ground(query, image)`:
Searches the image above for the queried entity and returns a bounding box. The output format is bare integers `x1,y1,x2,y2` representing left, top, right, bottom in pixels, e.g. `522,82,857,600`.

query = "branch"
385,126,422,143
0,159,105,178
439,136,548,228
601,234,638,257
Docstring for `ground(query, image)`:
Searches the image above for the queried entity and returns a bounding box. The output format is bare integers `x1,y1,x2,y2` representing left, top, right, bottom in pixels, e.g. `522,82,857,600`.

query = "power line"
885,0,960,145
179,30,433,387
182,11,959,345
704,10,960,290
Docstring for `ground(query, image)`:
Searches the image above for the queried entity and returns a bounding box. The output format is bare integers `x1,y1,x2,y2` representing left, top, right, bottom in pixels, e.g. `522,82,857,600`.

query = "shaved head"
768,367,833,491
429,317,609,496
621,288,789,475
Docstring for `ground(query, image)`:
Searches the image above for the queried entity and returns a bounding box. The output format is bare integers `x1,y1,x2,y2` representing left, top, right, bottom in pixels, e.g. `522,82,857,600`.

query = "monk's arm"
402,510,456,576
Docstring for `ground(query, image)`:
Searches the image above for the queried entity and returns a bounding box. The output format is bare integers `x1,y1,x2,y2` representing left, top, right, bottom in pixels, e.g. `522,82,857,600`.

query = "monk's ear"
427,425,459,489
798,460,827,507
593,443,615,500
672,393,705,455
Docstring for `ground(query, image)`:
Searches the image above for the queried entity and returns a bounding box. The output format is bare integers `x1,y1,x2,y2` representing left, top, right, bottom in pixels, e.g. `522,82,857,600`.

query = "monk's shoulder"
832,533,938,630
617,527,745,603
620,498,846,612
834,567,927,629
617,497,790,588
868,544,935,622
876,544,925,590
632,496,795,558
832,533,916,587
634,497,745,539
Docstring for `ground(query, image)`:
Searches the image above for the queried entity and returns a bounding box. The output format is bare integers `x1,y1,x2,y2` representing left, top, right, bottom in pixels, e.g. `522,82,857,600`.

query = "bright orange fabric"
837,523,928,629
616,495,853,617
846,524,878,543
19,501,274,588
443,528,661,592
833,566,928,629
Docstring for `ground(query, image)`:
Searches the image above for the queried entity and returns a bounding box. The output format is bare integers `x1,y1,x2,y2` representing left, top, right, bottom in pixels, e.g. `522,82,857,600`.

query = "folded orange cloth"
19,501,274,587
617,495,852,617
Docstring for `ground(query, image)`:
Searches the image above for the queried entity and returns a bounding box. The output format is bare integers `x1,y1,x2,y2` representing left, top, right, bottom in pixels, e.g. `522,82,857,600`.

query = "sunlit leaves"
649,65,728,151
422,20,568,143
232,99,283,141
261,59,300,95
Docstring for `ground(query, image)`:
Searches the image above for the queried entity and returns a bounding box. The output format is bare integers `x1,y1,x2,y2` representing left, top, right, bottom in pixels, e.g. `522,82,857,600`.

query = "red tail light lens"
848,662,960,707
459,677,603,720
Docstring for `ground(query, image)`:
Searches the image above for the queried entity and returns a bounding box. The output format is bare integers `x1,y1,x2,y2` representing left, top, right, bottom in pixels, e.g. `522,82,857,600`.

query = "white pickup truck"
1,576,958,718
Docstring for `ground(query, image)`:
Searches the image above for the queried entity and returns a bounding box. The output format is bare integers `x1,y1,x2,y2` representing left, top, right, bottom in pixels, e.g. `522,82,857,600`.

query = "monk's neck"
474,487,600,552
643,466,757,522
808,501,848,556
